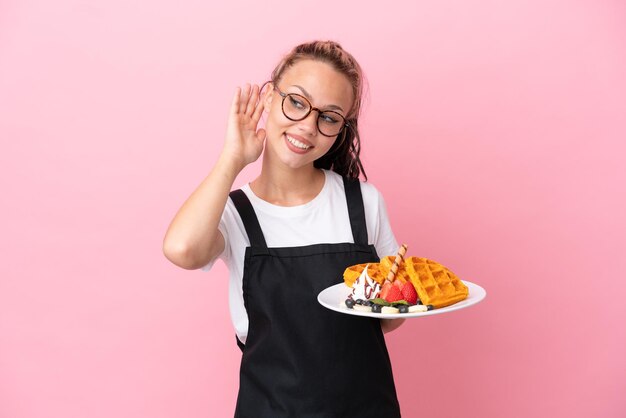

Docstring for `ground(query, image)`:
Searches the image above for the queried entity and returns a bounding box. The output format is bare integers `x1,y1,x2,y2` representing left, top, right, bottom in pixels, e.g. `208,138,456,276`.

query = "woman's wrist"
215,152,246,180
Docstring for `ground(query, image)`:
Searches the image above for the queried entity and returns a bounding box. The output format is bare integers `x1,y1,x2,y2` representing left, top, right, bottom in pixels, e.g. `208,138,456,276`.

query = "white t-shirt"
202,169,398,343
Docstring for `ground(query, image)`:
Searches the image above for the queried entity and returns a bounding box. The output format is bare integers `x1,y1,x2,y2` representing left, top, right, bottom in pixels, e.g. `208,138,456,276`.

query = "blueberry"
345,299,355,309
371,304,382,313
417,300,423,305
427,304,434,311
398,305,409,314
363,300,373,307
355,299,364,305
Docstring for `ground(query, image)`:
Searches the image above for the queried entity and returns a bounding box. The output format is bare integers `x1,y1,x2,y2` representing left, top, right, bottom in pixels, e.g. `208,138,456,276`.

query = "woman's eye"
289,96,305,109
321,114,340,124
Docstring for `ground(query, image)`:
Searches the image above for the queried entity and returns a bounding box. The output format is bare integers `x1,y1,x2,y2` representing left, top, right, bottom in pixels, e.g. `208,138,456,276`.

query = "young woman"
163,41,404,417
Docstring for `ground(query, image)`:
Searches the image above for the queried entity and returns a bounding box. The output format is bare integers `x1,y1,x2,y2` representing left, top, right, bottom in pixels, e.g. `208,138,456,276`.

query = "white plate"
317,281,486,319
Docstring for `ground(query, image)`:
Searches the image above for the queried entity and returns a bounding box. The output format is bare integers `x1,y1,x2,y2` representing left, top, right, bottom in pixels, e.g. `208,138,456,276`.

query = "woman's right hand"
221,83,268,170
163,83,270,270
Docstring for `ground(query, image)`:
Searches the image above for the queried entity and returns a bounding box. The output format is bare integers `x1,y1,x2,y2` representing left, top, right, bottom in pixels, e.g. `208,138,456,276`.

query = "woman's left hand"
381,318,406,334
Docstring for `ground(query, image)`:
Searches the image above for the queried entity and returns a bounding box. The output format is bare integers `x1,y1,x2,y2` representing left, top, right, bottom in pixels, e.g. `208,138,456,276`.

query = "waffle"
404,257,468,308
343,263,386,287
379,256,409,284
343,257,410,287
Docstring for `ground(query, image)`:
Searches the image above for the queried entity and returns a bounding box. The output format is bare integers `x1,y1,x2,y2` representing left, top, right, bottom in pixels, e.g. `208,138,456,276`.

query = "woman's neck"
250,159,325,207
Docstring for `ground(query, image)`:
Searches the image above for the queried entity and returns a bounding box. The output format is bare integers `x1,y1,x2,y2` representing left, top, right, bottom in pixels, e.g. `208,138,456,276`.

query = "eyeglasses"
273,86,348,137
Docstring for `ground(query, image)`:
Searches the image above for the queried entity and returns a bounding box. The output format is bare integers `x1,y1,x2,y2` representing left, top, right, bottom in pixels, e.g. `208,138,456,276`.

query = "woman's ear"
262,82,273,109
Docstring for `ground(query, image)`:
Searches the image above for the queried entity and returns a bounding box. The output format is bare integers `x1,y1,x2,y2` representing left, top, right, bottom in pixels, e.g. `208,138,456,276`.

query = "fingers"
251,86,268,123
239,84,251,114
230,87,241,115
232,83,266,130
244,84,260,115
233,83,263,114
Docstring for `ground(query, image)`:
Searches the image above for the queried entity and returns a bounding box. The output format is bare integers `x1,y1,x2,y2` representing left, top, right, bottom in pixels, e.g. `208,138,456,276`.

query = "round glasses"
274,86,348,137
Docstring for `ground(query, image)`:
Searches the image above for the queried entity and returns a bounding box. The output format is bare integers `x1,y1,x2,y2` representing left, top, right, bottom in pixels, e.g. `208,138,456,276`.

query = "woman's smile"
285,133,314,153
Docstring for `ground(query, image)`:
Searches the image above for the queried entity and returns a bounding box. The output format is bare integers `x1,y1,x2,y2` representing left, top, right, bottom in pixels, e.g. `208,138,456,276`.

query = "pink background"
1,0,625,417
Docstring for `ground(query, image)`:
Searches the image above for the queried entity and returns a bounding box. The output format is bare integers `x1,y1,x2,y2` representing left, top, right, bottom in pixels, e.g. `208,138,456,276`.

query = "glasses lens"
282,93,311,121
317,111,345,137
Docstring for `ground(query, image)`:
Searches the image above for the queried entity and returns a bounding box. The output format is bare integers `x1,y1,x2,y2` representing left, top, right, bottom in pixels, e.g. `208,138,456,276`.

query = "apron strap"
230,177,368,249
229,189,269,252
342,177,369,246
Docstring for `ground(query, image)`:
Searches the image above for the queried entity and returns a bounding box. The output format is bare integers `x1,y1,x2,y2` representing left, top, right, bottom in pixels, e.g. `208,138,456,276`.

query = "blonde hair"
270,41,367,180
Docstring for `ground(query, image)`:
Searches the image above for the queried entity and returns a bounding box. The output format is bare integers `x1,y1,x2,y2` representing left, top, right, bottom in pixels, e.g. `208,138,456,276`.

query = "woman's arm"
162,84,267,270
162,157,242,270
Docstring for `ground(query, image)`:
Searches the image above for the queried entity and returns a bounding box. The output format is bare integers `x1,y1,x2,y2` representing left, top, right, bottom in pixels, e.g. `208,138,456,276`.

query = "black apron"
230,177,401,418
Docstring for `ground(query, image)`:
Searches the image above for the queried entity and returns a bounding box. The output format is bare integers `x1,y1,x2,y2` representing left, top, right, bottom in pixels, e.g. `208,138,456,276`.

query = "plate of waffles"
317,280,486,319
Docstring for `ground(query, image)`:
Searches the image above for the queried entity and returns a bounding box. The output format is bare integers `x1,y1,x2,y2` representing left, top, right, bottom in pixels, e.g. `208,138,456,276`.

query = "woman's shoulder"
324,169,382,193
323,169,385,207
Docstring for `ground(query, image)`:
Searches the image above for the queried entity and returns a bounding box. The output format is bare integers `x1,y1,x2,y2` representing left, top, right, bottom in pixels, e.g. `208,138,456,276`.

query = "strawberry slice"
401,282,418,305
379,281,392,300
385,285,404,303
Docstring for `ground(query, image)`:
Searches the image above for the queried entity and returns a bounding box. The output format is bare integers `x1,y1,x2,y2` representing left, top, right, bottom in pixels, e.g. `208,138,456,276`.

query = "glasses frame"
273,85,349,138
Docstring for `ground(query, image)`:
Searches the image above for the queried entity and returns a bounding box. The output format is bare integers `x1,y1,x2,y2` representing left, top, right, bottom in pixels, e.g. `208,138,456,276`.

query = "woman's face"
264,59,354,170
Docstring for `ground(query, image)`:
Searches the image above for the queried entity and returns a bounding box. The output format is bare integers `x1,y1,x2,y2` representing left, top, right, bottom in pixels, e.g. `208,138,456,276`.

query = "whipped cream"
351,264,381,300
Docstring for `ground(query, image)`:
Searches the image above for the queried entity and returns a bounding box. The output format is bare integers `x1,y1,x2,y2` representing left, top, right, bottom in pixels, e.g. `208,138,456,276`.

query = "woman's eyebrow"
292,84,345,112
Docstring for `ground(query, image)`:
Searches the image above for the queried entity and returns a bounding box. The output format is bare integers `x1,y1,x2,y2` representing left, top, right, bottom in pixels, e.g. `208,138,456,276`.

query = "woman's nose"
296,111,319,135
